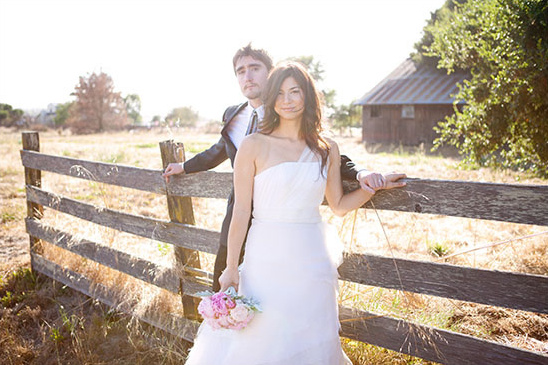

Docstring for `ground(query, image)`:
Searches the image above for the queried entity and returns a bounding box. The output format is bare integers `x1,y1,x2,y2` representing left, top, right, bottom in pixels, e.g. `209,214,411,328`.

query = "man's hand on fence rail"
163,162,185,183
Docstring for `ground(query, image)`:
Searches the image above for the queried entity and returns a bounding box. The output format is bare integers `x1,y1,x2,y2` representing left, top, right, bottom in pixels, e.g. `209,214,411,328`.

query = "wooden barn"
355,58,468,145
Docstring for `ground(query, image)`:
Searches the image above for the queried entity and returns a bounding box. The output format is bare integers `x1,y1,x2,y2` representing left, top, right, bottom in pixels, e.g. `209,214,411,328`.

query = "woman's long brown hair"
260,61,330,172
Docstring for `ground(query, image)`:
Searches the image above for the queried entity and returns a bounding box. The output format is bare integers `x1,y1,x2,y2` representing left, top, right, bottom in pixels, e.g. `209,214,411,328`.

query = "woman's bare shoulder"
239,133,269,155
241,133,261,146
323,137,340,156
324,136,338,146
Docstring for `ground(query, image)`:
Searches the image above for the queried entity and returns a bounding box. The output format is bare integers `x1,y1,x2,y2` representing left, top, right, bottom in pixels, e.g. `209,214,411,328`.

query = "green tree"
124,94,142,125
53,102,74,127
0,110,8,124
285,55,336,110
67,71,128,133
330,102,362,136
424,0,548,176
165,106,199,127
151,115,162,125
0,103,24,127
285,55,326,82
411,0,468,68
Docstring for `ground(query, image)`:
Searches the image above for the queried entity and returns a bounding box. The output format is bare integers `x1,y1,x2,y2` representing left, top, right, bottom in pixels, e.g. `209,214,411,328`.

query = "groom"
163,44,405,291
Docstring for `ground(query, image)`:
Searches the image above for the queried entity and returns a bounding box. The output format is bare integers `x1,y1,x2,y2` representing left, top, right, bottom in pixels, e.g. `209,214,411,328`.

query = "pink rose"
198,291,259,331
230,303,252,323
198,297,215,319
206,318,222,330
210,292,237,316
216,315,234,328
210,293,230,316
226,298,236,309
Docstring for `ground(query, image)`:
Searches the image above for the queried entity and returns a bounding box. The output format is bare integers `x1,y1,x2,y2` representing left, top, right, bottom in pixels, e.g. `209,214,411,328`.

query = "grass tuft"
427,241,451,258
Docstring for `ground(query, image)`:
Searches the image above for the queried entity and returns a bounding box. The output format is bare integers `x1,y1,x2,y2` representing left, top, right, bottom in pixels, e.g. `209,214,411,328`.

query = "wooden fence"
20,131,548,364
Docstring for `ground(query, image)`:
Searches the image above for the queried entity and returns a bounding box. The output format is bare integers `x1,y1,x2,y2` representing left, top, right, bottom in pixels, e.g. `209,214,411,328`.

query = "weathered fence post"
22,131,44,271
159,140,201,320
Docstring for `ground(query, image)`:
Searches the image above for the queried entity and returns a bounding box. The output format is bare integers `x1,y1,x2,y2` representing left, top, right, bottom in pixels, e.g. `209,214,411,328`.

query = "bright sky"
0,0,445,123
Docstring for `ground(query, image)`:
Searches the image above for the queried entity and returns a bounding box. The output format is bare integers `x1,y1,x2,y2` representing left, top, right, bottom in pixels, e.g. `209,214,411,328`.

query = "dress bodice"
252,146,326,224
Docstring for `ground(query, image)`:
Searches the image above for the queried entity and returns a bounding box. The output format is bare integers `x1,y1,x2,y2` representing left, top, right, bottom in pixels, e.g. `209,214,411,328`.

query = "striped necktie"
246,110,258,135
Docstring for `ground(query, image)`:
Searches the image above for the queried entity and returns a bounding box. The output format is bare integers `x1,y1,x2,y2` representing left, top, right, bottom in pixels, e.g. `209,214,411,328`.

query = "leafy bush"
420,0,548,176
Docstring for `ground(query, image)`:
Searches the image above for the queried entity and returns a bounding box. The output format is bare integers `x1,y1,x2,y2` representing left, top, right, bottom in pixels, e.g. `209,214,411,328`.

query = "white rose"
230,304,250,323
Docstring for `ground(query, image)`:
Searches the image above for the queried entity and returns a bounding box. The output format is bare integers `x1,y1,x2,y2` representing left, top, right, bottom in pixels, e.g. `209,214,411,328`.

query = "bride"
185,61,405,364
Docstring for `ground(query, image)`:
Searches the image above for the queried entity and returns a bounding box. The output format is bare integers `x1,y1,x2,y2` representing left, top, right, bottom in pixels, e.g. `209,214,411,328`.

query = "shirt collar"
253,105,265,120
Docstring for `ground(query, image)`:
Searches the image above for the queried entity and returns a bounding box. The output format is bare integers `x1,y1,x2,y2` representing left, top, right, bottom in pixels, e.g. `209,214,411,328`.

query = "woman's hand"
357,171,407,191
218,266,240,292
357,170,384,192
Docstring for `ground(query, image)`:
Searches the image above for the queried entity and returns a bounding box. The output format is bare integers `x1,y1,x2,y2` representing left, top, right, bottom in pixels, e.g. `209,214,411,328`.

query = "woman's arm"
325,140,375,217
218,136,257,292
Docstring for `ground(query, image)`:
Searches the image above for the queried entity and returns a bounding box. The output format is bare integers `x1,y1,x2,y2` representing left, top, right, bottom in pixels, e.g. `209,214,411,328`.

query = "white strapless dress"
185,147,351,365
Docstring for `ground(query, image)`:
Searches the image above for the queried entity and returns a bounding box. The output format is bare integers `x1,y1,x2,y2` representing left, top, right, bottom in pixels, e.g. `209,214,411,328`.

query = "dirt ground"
0,229,191,365
0,229,28,271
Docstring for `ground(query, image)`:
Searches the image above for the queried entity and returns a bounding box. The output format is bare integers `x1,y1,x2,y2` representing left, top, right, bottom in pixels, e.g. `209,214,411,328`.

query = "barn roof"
354,58,468,106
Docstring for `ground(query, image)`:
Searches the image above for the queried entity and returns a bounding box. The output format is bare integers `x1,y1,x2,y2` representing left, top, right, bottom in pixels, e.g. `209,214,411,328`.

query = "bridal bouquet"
197,287,261,330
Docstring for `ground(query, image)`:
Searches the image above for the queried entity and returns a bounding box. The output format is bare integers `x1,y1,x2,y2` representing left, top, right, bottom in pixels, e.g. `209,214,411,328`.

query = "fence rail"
20,131,548,365
340,252,548,313
20,149,548,225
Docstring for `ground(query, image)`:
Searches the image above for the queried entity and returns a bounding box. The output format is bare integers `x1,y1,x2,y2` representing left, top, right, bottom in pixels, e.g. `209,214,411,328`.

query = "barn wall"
362,104,455,145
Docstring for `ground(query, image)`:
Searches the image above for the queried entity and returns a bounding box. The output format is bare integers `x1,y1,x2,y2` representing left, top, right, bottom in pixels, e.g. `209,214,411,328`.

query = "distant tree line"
44,71,201,134
62,58,357,135
7,56,358,135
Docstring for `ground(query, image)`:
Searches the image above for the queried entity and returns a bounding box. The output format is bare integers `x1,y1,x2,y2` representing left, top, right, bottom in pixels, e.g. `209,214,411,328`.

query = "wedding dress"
185,146,352,365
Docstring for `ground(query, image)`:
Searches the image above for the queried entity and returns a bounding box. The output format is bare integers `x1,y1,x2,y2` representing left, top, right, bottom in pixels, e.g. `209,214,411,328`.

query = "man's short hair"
233,43,273,73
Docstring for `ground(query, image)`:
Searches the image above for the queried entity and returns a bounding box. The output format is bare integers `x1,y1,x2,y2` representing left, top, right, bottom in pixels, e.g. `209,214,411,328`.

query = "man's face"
235,56,269,103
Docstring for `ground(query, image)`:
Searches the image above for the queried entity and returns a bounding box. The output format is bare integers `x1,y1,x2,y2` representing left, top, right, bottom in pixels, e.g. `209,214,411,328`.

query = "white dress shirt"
226,104,264,149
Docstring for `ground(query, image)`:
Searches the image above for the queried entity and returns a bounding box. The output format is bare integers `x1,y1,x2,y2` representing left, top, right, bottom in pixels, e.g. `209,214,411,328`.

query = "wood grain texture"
25,185,220,254
25,185,548,314
20,149,167,194
166,170,233,199
25,218,181,294
358,178,548,226
339,253,548,314
22,151,548,226
20,149,233,198
22,132,44,269
160,139,202,320
339,306,548,365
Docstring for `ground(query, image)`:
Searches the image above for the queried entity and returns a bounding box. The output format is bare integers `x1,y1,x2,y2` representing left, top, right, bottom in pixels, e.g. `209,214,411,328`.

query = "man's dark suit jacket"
183,102,361,289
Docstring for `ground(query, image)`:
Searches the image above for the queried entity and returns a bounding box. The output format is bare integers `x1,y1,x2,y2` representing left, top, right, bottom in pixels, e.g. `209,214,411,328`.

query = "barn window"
401,105,415,119
371,105,381,117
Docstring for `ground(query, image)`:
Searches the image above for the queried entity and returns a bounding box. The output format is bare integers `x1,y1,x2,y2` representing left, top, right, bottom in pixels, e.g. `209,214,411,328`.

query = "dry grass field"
1,126,547,364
